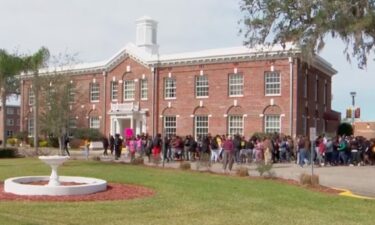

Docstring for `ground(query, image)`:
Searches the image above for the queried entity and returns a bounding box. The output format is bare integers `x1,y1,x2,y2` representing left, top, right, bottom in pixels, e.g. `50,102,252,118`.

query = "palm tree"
23,47,50,154
0,50,24,148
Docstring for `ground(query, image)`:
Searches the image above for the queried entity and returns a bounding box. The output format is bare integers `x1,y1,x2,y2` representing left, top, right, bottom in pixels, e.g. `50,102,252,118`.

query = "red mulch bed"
0,183,155,202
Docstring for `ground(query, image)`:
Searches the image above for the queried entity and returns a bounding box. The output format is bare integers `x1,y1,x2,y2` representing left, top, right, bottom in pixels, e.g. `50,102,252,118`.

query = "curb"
333,188,375,200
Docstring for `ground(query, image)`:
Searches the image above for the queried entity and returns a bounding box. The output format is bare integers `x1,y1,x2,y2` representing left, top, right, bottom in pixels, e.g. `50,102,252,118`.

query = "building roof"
21,42,337,77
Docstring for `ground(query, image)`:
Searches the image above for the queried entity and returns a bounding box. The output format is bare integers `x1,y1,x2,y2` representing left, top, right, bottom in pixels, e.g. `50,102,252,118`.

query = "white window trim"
124,80,135,101
264,115,281,134
140,79,148,100
164,78,177,99
227,115,244,136
90,83,100,103
89,117,100,129
195,75,209,98
111,81,118,102
229,74,244,97
163,115,177,137
194,115,209,140
265,71,281,96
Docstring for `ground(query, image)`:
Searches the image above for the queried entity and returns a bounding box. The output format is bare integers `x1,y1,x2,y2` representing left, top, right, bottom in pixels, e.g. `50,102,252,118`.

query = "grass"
0,158,374,225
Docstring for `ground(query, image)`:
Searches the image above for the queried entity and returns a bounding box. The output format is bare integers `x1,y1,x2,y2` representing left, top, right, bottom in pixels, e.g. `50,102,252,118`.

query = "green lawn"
0,158,374,225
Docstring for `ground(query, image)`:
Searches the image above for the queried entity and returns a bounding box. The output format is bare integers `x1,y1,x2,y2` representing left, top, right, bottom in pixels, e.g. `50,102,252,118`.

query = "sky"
0,0,374,121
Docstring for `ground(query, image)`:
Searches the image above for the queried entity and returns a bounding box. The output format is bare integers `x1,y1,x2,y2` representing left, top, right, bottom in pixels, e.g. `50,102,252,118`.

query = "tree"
337,123,354,136
240,0,375,68
23,47,50,154
0,50,23,148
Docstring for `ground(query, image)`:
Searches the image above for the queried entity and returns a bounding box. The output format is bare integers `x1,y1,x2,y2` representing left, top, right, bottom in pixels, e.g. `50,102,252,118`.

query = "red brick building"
20,17,340,139
0,95,21,141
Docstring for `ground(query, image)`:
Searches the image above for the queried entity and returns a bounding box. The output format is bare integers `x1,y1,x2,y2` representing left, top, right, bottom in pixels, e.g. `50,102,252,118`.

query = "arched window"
227,106,244,136
263,105,282,133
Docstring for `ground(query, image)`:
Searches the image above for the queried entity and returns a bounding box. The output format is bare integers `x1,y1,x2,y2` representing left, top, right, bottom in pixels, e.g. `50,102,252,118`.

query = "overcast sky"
1,0,374,120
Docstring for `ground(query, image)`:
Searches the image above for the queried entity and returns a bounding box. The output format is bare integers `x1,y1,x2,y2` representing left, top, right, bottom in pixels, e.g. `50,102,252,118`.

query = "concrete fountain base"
4,176,107,196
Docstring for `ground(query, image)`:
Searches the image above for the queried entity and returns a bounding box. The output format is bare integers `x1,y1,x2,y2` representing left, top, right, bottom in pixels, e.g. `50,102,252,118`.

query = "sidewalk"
25,147,375,198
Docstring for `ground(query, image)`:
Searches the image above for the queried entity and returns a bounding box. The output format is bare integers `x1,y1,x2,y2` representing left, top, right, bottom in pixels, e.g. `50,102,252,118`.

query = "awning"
324,111,341,121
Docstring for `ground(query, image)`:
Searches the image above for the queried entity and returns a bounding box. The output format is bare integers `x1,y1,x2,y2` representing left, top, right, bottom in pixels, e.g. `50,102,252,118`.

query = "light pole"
350,91,356,125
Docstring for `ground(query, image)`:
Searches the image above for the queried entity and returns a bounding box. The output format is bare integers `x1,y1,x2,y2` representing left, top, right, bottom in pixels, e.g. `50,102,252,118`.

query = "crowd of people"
101,132,375,170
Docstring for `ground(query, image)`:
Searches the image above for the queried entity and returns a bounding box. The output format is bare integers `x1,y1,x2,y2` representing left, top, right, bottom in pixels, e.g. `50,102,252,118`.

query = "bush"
255,161,275,177
300,173,320,186
131,157,144,165
69,138,84,149
39,140,48,147
47,136,59,148
7,138,19,146
0,148,19,158
14,131,28,142
71,128,103,141
236,166,249,177
180,161,191,170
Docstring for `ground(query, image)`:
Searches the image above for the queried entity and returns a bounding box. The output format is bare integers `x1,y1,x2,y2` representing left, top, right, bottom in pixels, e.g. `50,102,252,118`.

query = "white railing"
110,102,139,111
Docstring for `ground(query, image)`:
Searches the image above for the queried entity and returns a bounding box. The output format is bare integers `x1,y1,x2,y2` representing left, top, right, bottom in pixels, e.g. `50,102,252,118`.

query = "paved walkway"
23,148,375,198
97,153,375,198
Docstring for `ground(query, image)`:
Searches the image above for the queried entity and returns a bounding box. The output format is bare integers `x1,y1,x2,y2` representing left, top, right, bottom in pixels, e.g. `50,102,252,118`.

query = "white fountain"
4,155,107,196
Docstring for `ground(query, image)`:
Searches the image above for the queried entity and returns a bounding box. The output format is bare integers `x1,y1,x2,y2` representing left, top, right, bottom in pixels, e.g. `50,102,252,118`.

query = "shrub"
7,138,19,146
71,128,103,141
255,161,275,177
39,140,48,147
0,148,19,158
69,138,84,149
236,166,249,177
131,157,144,165
300,173,320,186
180,161,191,170
14,131,28,142
47,136,59,148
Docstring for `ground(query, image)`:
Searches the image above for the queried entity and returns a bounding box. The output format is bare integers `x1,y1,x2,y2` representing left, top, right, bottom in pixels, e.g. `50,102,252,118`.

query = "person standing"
222,135,234,172
102,136,109,156
84,138,90,160
109,135,115,155
63,133,70,156
114,134,123,160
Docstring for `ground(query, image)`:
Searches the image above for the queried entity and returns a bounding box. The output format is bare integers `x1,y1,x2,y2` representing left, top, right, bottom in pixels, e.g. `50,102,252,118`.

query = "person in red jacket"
222,135,234,172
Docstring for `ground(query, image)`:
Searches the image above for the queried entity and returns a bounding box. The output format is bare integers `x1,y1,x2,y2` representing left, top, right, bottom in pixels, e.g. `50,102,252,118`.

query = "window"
164,116,176,137
6,119,14,126
89,117,100,129
195,116,209,139
17,109,20,115
228,115,243,136
229,74,243,96
302,115,307,135
315,77,319,102
124,80,135,100
28,118,34,137
164,78,176,99
68,84,75,103
264,115,281,133
304,75,308,98
196,75,209,97
111,81,118,101
28,89,35,106
6,108,14,115
140,79,148,100
69,117,77,129
324,81,327,105
90,83,100,102
265,71,281,95
6,130,13,137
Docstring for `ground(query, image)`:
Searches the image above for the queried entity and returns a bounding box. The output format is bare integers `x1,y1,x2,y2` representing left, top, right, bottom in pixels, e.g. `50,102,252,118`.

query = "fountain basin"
4,176,107,196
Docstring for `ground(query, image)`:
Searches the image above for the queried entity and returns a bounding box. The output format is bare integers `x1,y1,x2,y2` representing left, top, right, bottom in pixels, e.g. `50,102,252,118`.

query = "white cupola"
136,16,159,55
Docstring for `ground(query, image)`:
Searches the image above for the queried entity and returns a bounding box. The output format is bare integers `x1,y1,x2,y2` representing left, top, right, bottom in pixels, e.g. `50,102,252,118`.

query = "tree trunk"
1,89,6,148
33,81,39,155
